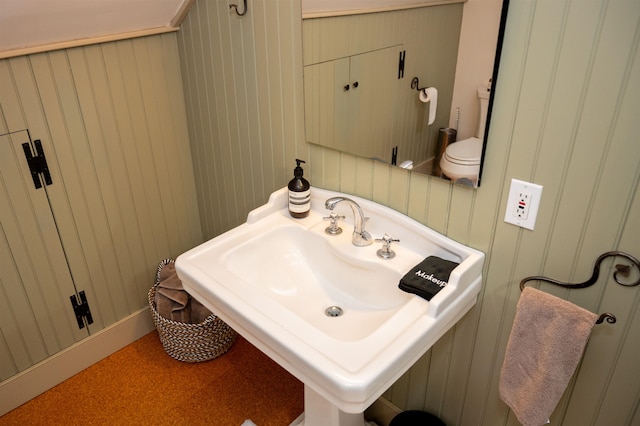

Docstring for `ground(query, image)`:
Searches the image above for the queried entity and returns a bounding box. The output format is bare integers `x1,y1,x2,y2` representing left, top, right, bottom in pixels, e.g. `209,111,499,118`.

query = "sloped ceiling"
0,0,191,58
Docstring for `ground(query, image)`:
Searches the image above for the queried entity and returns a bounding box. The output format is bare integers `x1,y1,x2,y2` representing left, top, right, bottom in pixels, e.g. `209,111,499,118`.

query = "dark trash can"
389,410,446,426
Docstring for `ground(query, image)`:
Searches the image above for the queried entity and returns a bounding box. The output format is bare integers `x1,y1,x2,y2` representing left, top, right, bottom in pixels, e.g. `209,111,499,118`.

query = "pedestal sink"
176,187,484,426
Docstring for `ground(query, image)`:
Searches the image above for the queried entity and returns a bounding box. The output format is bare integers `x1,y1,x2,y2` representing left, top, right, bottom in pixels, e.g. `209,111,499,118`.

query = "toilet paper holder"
410,77,427,93
412,77,438,125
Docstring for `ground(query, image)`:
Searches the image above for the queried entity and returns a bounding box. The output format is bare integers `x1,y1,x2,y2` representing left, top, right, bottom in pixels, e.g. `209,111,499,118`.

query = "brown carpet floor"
0,331,304,426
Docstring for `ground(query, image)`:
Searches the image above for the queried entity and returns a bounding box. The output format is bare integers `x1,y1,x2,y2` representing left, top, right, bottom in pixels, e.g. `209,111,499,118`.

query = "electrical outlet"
514,190,531,219
504,179,543,230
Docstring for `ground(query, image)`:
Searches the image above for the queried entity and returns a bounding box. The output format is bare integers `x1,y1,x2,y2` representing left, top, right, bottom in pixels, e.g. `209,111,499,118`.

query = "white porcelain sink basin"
176,187,484,425
225,225,412,342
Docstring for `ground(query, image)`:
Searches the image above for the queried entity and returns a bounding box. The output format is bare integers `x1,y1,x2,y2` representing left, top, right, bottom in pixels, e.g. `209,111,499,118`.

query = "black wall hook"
229,0,248,16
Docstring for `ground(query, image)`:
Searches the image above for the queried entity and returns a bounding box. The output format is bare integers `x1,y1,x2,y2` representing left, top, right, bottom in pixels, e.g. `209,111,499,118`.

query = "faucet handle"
375,234,400,259
323,211,345,235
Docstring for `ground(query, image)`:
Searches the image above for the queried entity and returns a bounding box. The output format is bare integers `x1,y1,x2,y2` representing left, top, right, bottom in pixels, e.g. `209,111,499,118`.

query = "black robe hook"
230,0,248,16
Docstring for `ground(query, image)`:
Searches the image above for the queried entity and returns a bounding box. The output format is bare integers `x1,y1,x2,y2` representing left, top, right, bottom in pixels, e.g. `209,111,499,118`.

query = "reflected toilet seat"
439,137,482,185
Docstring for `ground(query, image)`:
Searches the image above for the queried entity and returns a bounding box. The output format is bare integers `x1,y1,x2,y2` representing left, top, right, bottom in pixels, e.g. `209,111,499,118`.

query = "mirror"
301,0,509,187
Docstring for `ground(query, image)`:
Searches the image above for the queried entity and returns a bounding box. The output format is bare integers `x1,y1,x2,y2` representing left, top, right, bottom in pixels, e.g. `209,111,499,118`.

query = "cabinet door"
348,46,402,161
0,132,88,381
304,57,350,149
304,46,402,161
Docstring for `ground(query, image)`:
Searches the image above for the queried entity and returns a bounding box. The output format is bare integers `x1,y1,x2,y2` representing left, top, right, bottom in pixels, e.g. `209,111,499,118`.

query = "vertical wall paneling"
252,2,277,200
180,0,223,237
37,48,128,326
161,34,203,250
406,173,430,224
590,17,640,422
560,2,640,422
66,47,137,314
177,0,640,424
0,33,201,382
468,0,640,424
217,1,244,223
177,0,306,239
0,132,87,380
280,1,306,180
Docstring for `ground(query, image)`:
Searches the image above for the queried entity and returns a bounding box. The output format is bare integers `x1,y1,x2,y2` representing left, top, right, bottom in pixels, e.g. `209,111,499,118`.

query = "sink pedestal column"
290,385,376,426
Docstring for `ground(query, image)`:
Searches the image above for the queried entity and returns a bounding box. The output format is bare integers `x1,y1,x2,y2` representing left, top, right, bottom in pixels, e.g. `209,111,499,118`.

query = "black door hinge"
22,139,53,189
398,50,406,79
70,291,94,329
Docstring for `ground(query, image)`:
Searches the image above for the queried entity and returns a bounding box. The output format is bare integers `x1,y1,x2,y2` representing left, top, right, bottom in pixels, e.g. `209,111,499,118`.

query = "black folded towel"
399,256,459,301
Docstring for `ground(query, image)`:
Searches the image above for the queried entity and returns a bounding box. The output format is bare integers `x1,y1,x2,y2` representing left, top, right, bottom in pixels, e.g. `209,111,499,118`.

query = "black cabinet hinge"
398,50,406,79
22,139,53,189
70,291,94,329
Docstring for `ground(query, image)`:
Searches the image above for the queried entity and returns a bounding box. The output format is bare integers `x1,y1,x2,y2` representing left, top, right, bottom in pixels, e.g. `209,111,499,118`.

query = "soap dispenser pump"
288,159,310,218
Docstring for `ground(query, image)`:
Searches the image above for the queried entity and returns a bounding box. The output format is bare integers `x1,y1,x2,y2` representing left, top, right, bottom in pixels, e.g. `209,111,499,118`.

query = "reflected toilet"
440,87,490,186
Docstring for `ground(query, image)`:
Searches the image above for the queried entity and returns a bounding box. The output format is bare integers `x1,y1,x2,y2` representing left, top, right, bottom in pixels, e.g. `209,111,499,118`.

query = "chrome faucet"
325,197,373,246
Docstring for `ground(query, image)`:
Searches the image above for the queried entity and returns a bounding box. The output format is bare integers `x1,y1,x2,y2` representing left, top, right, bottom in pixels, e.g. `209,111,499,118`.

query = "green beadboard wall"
177,1,640,425
0,33,203,382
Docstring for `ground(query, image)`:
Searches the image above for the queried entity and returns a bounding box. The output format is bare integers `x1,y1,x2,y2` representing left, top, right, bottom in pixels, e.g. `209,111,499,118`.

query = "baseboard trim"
0,307,155,416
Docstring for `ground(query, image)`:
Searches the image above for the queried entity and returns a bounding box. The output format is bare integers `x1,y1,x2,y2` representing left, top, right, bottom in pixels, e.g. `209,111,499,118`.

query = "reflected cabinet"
304,45,403,162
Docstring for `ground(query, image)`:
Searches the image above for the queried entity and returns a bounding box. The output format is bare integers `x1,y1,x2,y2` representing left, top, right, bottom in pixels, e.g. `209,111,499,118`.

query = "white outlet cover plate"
504,179,543,230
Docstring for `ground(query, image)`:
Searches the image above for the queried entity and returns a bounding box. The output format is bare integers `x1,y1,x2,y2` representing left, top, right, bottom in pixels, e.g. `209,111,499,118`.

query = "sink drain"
325,306,344,317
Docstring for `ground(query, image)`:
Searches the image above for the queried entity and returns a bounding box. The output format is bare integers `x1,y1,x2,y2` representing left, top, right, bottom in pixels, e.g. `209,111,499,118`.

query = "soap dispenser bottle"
288,159,310,218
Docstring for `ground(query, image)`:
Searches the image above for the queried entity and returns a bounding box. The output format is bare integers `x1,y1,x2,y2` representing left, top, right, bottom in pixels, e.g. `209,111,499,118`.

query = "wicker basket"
148,259,237,362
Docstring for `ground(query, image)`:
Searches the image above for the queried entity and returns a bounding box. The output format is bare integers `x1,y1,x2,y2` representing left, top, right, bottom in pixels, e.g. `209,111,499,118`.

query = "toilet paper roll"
419,87,438,125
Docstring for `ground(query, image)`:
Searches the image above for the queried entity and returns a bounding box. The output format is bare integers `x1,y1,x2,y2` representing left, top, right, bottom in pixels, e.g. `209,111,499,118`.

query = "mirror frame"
477,0,509,187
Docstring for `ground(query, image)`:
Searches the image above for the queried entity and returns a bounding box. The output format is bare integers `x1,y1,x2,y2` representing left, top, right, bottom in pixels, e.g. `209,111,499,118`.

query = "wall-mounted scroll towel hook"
230,0,248,16
596,313,616,324
519,251,640,325
519,250,640,291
